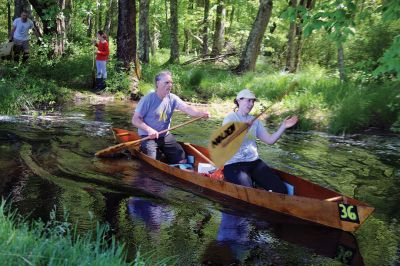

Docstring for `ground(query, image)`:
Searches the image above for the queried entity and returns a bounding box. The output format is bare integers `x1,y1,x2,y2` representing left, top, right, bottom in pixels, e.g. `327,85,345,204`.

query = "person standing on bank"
9,11,40,63
222,89,298,194
92,30,109,90
132,71,210,164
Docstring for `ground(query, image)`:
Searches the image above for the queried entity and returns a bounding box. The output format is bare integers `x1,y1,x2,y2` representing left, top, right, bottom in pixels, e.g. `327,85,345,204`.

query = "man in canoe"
222,89,298,194
132,70,209,163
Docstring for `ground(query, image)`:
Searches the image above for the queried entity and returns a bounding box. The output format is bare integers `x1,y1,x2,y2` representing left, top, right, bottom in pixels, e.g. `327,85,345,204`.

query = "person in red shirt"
93,30,109,91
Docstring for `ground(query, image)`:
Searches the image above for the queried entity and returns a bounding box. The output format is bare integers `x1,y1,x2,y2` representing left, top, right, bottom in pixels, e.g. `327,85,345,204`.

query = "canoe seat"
170,163,194,171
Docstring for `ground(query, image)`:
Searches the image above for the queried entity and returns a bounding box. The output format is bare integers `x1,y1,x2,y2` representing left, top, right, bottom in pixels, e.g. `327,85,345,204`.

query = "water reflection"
202,212,251,265
128,198,174,234
202,209,365,265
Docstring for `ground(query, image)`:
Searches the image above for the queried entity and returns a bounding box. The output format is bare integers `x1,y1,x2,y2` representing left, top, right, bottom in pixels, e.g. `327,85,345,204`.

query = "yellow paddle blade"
208,121,249,167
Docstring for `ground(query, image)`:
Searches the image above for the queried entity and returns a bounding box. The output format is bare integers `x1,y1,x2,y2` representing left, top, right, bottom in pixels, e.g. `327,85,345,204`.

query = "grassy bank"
0,199,129,265
0,43,399,135
0,199,177,265
138,50,400,134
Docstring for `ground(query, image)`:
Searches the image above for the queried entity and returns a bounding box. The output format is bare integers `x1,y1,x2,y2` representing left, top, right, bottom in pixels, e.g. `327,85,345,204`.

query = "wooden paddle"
95,116,204,157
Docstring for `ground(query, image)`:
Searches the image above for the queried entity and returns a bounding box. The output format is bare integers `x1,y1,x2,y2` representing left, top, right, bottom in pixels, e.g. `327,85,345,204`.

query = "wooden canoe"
112,128,374,232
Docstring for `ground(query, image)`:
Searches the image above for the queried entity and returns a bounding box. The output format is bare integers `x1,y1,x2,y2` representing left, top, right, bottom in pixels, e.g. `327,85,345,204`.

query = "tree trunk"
285,0,297,72
293,23,303,71
64,0,73,34
285,0,313,73
139,0,150,63
87,14,93,37
210,0,225,56
164,0,168,26
29,0,56,35
183,27,190,55
201,0,209,56
168,0,179,63
54,0,67,56
7,0,11,36
98,0,103,31
293,0,312,71
338,43,346,82
104,0,115,35
234,0,273,74
117,0,137,69
29,0,67,56
150,25,160,56
228,5,234,33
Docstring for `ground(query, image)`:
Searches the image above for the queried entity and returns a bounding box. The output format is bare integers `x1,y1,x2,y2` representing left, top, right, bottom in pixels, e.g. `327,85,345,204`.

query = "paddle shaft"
185,143,215,165
95,116,204,157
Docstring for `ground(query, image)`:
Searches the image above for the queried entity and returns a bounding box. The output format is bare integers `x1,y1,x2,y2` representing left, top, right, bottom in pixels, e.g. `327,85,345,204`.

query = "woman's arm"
257,116,298,145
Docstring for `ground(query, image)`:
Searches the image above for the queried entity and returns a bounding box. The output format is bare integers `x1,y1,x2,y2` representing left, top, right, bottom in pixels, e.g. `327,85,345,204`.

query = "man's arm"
132,112,159,139
177,102,210,118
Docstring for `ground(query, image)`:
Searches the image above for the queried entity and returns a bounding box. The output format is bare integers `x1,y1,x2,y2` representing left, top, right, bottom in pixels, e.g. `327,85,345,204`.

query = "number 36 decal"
338,203,360,223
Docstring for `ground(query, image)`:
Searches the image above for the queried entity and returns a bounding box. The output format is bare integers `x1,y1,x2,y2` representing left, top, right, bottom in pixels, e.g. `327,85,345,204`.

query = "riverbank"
0,198,179,265
1,51,399,135
0,199,131,265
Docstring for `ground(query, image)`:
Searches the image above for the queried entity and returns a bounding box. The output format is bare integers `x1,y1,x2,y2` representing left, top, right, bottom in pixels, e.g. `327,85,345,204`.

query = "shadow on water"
0,101,399,265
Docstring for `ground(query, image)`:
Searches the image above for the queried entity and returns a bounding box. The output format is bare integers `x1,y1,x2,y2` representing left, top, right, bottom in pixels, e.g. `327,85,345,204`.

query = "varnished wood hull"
112,128,374,232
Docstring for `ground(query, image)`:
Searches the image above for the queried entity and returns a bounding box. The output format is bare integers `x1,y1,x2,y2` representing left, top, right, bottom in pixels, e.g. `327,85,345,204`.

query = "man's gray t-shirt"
135,92,183,136
13,18,34,41
222,112,267,166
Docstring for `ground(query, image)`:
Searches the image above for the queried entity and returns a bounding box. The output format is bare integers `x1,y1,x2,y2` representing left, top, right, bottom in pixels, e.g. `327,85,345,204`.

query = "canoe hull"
112,128,374,232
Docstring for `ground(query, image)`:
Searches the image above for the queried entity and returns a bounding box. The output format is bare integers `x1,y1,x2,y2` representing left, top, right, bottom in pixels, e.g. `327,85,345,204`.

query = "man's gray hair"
155,71,172,86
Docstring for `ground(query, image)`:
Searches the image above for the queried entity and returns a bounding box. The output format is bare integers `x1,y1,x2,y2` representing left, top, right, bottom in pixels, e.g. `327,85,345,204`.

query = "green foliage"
373,35,400,79
0,199,177,265
140,51,248,102
325,81,400,134
356,217,400,266
303,0,356,45
103,58,132,94
347,16,400,77
391,114,400,133
0,62,70,115
329,88,371,134
380,0,400,22
0,200,130,265
0,0,398,135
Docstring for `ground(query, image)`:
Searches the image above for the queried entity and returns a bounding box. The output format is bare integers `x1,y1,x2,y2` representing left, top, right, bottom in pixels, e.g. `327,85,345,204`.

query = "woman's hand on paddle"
283,115,298,129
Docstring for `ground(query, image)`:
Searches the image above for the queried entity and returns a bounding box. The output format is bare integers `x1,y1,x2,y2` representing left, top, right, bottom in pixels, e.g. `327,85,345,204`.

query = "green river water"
0,101,399,265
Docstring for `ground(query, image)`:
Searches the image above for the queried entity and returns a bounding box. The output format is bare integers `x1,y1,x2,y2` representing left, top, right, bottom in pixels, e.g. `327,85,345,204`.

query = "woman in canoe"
222,89,298,194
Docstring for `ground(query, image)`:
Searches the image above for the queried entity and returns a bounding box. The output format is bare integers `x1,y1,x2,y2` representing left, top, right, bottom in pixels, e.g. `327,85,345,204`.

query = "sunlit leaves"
303,0,356,46
373,35,400,79
381,0,400,22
